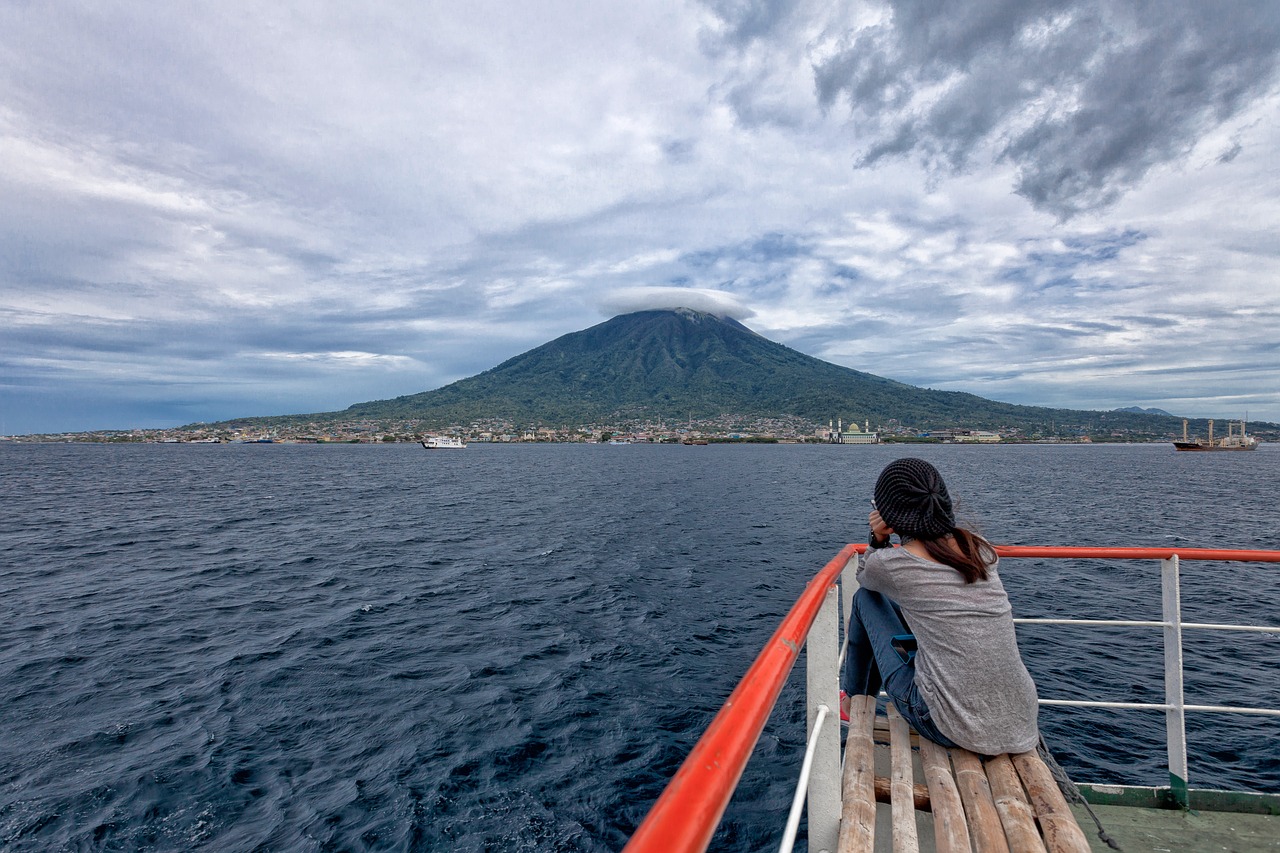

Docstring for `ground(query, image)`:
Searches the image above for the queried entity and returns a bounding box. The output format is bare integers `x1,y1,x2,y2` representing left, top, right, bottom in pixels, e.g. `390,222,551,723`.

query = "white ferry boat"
420,436,466,449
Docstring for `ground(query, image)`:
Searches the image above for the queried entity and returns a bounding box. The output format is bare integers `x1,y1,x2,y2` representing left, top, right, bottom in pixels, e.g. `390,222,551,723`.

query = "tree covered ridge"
309,309,1244,437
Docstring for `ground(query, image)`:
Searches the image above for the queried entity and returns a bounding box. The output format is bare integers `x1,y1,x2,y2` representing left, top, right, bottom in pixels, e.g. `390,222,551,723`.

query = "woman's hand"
869,510,893,547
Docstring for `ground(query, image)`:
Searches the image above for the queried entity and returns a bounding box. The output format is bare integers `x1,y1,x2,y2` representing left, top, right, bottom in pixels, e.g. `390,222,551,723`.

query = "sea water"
2,442,1278,851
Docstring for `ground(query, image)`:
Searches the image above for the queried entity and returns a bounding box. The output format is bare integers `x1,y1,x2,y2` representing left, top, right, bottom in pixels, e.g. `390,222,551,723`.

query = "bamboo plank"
875,776,931,810
984,754,1047,853
873,715,920,748
1010,751,1091,853
886,703,919,853
919,738,972,853
951,749,1009,853
839,694,878,853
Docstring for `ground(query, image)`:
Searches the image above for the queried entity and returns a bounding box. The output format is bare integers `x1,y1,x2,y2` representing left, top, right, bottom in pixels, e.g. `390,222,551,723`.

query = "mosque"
825,418,879,444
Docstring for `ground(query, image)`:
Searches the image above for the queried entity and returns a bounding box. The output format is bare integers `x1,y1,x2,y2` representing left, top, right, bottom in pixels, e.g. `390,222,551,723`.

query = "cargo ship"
1173,418,1257,451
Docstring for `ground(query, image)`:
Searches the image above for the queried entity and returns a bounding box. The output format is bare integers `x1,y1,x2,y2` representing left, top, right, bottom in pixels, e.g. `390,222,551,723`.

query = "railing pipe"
1181,704,1280,717
622,544,858,853
780,703,832,853
1014,618,1168,627
990,545,1280,562
1037,699,1280,717
1016,617,1280,632
847,543,1280,562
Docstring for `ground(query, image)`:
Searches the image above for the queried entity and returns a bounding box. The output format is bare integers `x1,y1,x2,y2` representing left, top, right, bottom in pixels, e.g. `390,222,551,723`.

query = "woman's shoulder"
864,545,915,566
866,545,950,573
867,544,1001,585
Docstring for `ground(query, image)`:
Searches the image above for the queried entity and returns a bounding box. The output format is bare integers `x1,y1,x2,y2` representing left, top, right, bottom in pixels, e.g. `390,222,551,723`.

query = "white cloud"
596,287,754,320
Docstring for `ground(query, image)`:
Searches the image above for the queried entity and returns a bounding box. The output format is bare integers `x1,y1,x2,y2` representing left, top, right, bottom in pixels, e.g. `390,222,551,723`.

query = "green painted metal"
1079,784,1280,816
1170,770,1189,809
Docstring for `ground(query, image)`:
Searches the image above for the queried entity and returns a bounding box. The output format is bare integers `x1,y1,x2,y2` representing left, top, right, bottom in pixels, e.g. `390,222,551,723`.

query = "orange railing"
622,544,857,853
990,546,1280,563
623,544,1280,853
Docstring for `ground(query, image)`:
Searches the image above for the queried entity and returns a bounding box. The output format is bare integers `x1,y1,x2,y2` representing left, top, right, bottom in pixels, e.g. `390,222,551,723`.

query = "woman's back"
858,545,1039,755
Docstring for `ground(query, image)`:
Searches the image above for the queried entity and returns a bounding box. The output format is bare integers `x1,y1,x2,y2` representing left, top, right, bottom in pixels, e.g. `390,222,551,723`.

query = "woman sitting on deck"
842,458,1040,756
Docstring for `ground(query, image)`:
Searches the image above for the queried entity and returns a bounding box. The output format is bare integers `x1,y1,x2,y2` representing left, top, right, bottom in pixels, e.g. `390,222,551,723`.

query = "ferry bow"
624,545,1280,853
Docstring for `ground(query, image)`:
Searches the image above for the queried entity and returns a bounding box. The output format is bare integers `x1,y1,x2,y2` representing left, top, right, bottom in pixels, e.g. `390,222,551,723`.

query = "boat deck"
859,734,1280,852
866,802,1280,852
1073,803,1278,853
853,707,1280,853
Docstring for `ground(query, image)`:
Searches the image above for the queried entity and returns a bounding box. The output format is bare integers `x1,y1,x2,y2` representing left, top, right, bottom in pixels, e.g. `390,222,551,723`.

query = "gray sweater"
858,547,1039,755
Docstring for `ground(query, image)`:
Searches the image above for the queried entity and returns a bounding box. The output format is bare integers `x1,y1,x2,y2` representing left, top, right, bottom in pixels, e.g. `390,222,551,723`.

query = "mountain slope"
332,308,1182,434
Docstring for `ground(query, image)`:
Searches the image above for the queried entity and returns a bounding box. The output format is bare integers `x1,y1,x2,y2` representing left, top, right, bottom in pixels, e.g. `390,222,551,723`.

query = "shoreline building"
826,418,880,445
927,429,1002,443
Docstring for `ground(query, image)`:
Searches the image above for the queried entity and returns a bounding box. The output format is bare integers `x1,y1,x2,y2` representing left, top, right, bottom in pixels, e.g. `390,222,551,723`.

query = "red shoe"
839,690,850,724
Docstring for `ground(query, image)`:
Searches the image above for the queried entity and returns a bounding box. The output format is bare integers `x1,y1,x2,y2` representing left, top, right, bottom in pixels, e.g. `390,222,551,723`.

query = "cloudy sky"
4,1,1279,435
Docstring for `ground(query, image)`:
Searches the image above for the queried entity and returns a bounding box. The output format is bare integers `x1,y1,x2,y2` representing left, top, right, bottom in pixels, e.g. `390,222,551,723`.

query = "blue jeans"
844,588,958,748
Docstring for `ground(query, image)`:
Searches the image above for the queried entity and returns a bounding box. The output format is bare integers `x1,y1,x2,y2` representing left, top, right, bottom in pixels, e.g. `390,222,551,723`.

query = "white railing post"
839,552,859,669
805,582,842,853
842,552,859,627
1161,555,1189,808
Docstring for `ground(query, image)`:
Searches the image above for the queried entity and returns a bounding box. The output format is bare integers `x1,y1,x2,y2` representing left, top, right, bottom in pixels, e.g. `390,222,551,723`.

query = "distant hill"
206,309,1275,438
1114,406,1177,417
216,309,1189,436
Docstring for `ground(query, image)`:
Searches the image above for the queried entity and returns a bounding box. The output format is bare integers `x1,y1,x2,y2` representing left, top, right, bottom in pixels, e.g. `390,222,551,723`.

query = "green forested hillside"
305,308,1204,436
203,308,1274,439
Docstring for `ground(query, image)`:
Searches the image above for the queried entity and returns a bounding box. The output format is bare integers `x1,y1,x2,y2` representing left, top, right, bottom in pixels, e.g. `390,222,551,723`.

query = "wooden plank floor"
840,700,1091,853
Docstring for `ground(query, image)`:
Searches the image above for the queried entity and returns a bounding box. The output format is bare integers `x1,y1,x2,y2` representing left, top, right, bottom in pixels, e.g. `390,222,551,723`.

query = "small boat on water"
420,436,466,449
1173,418,1258,451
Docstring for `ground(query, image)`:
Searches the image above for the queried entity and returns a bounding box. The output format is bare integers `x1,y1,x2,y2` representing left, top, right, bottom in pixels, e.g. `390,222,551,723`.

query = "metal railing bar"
1184,705,1280,717
1014,618,1280,633
994,545,1280,562
1014,618,1168,627
1039,699,1170,710
1182,622,1280,634
1039,698,1280,717
780,704,831,853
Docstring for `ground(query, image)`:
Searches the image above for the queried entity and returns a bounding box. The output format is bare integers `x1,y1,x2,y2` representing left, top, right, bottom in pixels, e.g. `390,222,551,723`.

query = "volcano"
330,309,1178,434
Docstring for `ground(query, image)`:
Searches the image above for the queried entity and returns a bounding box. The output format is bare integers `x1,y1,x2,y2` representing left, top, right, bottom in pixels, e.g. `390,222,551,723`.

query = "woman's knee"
852,587,890,621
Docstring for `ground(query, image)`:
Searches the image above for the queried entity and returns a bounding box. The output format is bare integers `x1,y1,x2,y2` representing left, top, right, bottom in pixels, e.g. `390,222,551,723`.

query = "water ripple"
1,442,1277,851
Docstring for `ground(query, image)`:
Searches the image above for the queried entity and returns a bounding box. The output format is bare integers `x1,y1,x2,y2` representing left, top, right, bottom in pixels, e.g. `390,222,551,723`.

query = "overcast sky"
4,1,1279,434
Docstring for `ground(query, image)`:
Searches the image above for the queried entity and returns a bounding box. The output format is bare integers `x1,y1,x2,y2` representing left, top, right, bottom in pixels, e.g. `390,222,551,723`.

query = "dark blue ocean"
2,442,1278,851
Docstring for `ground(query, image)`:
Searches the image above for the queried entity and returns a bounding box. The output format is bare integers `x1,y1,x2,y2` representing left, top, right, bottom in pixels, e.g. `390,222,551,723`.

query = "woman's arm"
868,508,893,549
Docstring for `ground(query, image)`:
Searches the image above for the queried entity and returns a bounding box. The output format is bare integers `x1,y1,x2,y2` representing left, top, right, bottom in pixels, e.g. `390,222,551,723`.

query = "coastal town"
4,412,1248,445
